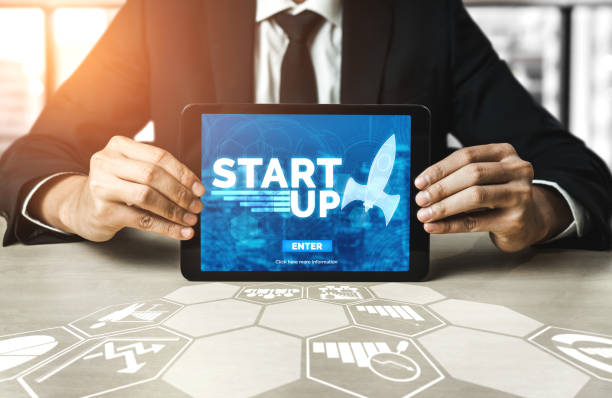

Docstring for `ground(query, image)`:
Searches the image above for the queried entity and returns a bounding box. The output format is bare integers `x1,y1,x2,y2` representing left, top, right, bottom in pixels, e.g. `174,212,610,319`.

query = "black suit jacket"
1,0,611,248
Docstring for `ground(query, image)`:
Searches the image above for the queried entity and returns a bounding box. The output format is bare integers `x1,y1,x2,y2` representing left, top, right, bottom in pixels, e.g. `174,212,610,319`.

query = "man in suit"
1,0,611,252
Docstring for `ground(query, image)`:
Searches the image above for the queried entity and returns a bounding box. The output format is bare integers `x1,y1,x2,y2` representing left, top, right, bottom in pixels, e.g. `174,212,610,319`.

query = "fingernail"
190,199,203,213
192,182,205,196
415,191,431,206
417,207,432,222
415,174,431,189
424,223,437,233
183,213,198,225
181,227,193,238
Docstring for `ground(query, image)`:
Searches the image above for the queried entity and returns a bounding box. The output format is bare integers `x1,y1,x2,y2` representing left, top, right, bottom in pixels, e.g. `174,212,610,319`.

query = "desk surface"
0,218,611,398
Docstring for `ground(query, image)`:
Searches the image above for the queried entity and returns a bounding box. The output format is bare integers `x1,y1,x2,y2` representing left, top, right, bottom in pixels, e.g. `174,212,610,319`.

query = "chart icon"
349,299,444,337
308,326,443,398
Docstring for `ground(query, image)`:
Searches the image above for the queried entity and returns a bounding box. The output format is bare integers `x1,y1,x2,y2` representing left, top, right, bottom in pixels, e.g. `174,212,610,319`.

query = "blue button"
282,240,332,252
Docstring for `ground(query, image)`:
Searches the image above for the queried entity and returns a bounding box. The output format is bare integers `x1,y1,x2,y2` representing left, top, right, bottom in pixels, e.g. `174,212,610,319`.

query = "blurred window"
53,8,118,89
468,7,562,119
571,7,612,169
0,8,45,154
469,6,612,168
0,2,610,167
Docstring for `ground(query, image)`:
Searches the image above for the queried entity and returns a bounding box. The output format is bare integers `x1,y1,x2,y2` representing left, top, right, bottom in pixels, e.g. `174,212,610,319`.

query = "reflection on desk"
0,218,611,398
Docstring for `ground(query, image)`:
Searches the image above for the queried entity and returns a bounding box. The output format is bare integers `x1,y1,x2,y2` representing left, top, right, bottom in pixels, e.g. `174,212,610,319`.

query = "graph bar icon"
338,343,355,363
312,341,393,368
350,342,370,368
374,306,389,316
375,342,391,353
402,305,424,321
313,342,325,353
356,304,424,322
363,342,379,357
393,306,410,320
384,306,400,318
325,342,339,359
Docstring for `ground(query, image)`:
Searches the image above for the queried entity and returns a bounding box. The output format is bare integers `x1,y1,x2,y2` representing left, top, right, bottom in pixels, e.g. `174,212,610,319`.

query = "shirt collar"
256,0,342,26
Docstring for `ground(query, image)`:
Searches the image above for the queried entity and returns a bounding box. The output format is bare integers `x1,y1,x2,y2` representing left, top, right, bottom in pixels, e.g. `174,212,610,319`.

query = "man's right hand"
28,135,206,242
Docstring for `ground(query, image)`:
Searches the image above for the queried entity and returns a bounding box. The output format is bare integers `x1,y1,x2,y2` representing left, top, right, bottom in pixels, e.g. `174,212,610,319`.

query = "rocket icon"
341,134,401,226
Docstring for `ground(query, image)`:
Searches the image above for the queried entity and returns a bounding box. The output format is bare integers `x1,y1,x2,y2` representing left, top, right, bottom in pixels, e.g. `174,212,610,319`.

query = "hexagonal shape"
236,283,303,304
370,283,444,304
70,299,182,337
529,326,612,382
348,299,445,337
164,283,240,304
307,284,372,304
0,327,83,382
429,299,542,337
163,299,260,337
419,326,589,398
260,299,349,337
20,327,191,398
308,326,444,397
163,327,301,397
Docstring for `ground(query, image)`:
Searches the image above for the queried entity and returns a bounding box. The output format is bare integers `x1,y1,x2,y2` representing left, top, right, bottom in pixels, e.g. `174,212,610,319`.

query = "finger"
415,162,515,206
105,155,203,214
121,205,194,240
93,177,198,227
415,143,516,189
417,183,524,223
107,136,205,196
423,210,502,234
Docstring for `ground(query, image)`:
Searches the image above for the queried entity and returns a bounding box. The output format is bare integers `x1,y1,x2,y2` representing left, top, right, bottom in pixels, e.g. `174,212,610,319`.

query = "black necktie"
274,11,323,103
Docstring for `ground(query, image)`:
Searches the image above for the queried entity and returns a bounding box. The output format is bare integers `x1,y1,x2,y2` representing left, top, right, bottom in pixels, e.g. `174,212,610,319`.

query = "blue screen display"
201,113,411,272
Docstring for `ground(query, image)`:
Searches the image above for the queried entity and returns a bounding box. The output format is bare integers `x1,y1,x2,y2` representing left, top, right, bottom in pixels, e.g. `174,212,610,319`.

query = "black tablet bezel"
180,104,430,281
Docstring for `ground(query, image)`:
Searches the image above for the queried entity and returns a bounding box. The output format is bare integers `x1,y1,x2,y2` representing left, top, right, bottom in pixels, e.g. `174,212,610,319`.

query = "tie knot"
274,10,324,42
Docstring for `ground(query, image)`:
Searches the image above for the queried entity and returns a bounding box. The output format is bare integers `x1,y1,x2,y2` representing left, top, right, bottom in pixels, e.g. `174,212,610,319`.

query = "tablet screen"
201,113,411,272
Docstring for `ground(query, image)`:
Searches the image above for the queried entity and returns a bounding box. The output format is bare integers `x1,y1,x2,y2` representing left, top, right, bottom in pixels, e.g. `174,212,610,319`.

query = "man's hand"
29,136,205,242
414,143,572,252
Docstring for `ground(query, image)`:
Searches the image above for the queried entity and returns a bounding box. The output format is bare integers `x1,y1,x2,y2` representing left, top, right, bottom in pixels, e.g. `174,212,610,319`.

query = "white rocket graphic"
341,135,400,226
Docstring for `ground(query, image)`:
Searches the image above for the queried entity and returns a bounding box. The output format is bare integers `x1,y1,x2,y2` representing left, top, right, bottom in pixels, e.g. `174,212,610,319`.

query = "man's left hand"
414,143,572,252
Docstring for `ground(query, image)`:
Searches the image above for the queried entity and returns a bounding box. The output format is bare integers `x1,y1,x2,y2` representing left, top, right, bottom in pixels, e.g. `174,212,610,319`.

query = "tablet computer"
180,104,430,281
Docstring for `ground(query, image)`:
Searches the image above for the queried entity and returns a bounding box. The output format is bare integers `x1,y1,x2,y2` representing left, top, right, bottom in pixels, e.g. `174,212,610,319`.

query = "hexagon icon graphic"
307,284,372,304
419,326,589,398
429,299,542,337
164,283,240,304
529,326,612,382
19,327,191,398
0,327,83,383
236,283,303,304
308,326,443,398
260,299,349,337
163,299,260,337
349,299,445,337
163,326,301,398
70,299,182,337
370,283,445,305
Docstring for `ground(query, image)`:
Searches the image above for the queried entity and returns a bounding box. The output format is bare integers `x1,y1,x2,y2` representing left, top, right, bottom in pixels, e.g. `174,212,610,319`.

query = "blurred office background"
0,0,610,167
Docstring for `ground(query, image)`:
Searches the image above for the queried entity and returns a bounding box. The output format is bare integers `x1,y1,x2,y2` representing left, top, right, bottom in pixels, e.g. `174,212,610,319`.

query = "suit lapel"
341,0,392,104
205,0,255,103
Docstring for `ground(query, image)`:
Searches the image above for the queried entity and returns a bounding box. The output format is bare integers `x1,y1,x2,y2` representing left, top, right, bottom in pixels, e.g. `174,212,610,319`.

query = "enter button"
282,240,332,253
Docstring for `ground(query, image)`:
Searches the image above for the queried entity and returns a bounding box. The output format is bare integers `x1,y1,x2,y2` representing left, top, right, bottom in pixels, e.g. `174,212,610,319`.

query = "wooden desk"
1,218,611,398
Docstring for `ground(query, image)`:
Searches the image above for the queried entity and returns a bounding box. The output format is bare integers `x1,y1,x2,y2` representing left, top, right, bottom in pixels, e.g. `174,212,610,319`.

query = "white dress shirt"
22,0,585,242
255,0,342,103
